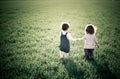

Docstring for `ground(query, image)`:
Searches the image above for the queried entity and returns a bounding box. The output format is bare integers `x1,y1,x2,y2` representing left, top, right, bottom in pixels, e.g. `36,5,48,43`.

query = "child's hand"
96,44,99,48
97,45,99,48
76,38,80,42
74,39,79,42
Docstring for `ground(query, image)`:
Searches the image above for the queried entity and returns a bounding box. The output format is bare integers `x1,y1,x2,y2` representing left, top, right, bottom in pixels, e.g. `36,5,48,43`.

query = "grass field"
0,0,120,79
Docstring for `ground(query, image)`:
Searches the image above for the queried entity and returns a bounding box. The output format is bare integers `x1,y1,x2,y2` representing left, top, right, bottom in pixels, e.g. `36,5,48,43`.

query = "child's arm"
78,37,85,41
67,33,76,41
94,36,99,48
95,41,99,48
77,35,86,41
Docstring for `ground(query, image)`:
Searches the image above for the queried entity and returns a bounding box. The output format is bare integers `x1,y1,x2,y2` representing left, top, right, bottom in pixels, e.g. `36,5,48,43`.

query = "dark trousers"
84,49,94,60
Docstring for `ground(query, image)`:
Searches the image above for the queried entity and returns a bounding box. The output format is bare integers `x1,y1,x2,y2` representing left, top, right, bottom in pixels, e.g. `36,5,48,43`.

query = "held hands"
73,38,82,42
73,38,80,42
76,38,81,42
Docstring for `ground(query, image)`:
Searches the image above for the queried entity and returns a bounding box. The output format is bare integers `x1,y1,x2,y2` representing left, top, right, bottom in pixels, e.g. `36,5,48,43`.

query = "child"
78,24,99,60
59,23,76,59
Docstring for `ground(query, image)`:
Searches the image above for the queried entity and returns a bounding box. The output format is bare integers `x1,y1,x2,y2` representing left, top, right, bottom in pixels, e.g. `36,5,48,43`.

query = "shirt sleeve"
67,33,76,41
59,32,61,37
78,35,86,41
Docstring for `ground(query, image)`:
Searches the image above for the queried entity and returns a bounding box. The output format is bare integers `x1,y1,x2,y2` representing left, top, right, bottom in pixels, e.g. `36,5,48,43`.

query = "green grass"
0,0,120,79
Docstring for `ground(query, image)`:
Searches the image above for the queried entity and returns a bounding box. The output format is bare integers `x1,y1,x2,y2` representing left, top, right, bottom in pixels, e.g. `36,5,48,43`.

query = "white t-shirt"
60,31,76,41
78,34,97,49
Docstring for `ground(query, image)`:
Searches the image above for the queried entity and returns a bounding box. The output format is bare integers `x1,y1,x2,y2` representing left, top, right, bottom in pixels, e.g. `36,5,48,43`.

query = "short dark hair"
62,23,69,31
86,25,94,34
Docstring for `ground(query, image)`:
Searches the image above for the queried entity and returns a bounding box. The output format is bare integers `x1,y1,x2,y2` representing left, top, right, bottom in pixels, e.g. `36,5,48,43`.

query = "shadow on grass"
34,72,47,79
61,58,84,79
90,60,117,79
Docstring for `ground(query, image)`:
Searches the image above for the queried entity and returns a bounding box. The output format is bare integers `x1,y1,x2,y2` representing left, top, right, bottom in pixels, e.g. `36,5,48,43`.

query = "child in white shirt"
59,23,76,59
78,24,99,60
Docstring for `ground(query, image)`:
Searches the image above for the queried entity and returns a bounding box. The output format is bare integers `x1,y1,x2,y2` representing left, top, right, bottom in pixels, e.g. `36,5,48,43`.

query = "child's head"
85,24,96,34
62,23,69,31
